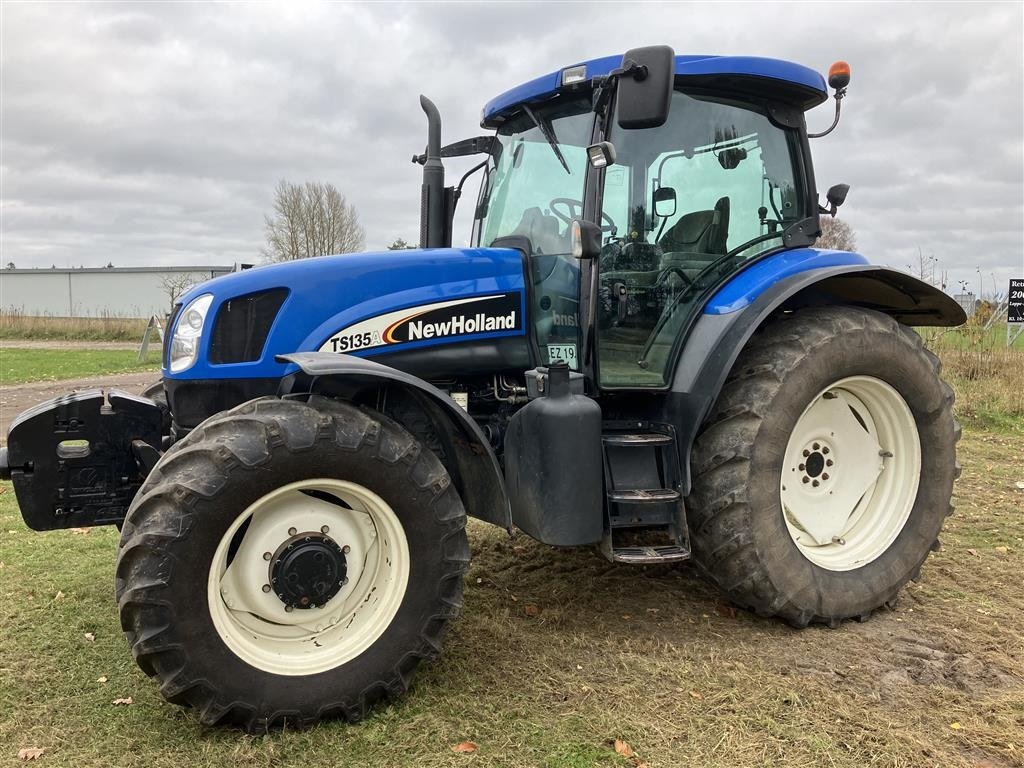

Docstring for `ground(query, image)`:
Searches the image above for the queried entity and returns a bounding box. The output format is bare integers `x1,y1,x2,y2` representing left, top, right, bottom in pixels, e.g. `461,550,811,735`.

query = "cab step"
606,544,691,565
602,433,673,447
608,488,680,503
600,421,690,565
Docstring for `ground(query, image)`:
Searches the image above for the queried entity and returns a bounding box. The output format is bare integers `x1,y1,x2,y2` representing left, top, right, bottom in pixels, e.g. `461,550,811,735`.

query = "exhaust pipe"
419,95,445,248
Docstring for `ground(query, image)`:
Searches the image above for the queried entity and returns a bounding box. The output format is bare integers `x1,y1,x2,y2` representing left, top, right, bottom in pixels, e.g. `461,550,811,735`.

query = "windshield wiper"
522,104,570,175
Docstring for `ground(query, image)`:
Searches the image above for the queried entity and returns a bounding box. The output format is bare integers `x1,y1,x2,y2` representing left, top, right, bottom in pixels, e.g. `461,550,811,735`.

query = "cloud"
1,1,1021,295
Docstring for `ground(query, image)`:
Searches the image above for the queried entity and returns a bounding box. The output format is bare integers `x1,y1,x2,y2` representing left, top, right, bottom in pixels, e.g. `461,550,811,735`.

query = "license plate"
546,343,578,368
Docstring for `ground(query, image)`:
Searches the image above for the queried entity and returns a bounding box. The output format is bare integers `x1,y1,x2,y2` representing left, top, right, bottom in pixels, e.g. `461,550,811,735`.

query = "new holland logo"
320,292,522,354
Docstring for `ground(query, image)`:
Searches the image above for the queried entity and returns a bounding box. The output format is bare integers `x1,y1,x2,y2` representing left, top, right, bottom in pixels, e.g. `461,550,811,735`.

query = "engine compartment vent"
208,289,288,364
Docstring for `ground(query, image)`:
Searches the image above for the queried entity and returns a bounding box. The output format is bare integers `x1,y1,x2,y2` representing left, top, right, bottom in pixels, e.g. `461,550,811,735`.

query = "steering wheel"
548,198,617,233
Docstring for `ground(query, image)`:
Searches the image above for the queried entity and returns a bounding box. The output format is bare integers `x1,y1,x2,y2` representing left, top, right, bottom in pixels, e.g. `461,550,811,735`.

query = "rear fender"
277,352,510,529
666,264,966,493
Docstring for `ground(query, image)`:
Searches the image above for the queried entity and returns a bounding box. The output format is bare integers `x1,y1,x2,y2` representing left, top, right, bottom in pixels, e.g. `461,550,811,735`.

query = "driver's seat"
508,207,564,255
658,196,730,258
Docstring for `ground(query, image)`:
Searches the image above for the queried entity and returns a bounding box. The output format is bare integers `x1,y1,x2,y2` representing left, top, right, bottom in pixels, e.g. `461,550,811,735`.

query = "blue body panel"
167,248,527,381
703,248,869,315
482,54,828,126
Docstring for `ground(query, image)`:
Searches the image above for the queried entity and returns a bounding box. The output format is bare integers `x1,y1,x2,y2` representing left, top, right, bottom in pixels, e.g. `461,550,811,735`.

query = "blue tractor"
1,47,965,731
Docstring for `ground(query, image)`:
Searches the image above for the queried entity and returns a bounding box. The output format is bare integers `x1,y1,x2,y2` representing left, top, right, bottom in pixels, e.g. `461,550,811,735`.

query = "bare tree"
816,216,856,251
160,273,198,314
262,180,366,262
906,247,941,287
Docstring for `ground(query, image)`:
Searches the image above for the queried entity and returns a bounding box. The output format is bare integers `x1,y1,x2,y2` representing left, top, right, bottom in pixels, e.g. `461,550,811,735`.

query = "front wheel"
687,307,960,627
115,396,469,731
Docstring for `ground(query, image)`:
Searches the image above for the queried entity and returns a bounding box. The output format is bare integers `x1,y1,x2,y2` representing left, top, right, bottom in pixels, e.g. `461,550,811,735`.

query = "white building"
0,266,236,318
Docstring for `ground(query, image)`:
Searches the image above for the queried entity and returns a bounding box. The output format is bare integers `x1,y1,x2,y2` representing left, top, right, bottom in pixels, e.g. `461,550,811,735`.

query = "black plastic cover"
504,365,603,545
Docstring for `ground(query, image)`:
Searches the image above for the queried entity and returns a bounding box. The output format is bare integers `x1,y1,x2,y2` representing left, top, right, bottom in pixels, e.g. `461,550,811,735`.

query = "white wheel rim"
780,376,921,572
207,479,410,676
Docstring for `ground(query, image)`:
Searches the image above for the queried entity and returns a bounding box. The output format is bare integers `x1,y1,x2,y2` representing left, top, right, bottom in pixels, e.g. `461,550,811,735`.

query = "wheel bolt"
822,446,830,454
798,463,805,471
321,525,330,534
813,442,820,451
341,577,349,586
288,527,297,536
285,605,294,613
812,480,820,487
262,584,271,593
342,545,351,554
826,459,833,467
802,477,810,484
802,449,810,457
263,551,272,561
822,473,830,480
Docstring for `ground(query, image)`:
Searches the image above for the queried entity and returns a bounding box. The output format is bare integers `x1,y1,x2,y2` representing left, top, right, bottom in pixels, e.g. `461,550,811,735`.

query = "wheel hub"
270,532,347,609
796,440,834,487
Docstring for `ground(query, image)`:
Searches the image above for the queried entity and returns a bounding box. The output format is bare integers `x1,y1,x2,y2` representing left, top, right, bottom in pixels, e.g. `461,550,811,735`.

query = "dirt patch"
776,623,1019,696
0,371,158,439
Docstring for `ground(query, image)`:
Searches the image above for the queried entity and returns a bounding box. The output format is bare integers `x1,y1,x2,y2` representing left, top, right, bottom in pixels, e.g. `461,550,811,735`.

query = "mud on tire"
115,396,469,732
687,306,960,627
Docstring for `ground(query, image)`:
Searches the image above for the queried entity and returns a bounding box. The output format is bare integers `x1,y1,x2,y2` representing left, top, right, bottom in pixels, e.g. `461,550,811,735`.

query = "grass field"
0,328,1021,767
0,348,160,385
0,312,149,343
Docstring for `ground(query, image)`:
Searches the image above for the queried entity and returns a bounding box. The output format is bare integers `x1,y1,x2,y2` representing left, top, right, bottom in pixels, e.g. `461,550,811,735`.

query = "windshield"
473,97,595,369
473,96,594,251
598,89,804,388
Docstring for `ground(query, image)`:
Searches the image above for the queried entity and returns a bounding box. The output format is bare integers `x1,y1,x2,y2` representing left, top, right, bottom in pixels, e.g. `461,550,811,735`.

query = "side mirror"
653,187,677,218
586,141,617,169
616,45,675,129
825,183,850,217
571,219,602,260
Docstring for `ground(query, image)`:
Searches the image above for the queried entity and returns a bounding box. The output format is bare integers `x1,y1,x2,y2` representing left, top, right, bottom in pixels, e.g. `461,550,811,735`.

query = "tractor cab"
463,49,828,389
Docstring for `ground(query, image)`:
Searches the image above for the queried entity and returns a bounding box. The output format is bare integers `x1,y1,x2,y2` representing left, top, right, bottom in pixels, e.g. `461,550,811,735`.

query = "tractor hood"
166,246,529,381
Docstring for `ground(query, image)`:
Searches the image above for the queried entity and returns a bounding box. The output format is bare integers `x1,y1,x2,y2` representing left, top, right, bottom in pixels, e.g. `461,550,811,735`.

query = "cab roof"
481,53,828,128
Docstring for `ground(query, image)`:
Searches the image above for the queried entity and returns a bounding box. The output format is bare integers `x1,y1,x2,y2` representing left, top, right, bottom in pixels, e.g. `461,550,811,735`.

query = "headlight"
169,294,214,373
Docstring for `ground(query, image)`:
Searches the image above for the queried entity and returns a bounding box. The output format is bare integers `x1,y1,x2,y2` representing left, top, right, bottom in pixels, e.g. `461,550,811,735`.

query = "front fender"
276,352,510,530
666,263,966,493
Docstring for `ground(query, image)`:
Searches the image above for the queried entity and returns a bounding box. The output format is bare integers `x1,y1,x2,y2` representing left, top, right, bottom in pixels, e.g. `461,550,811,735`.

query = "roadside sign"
1010,279,1024,324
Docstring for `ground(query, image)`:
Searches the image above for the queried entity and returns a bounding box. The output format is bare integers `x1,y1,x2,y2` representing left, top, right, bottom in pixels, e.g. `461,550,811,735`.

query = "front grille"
208,288,289,364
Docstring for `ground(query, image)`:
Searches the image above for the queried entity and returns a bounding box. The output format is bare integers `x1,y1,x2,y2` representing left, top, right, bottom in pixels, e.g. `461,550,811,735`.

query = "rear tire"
687,307,959,627
115,396,468,731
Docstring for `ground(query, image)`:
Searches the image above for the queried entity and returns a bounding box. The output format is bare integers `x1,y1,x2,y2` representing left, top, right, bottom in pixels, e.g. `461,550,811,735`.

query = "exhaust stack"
419,95,445,248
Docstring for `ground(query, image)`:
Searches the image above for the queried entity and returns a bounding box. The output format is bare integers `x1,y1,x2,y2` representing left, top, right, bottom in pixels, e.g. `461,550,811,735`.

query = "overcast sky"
2,1,1022,297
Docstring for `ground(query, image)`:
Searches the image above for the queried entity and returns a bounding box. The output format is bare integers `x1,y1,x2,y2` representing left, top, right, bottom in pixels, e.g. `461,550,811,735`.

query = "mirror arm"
808,86,847,139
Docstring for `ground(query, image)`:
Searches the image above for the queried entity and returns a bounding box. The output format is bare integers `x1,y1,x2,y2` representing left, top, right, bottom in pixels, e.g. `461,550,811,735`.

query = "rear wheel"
116,396,468,731
687,307,959,626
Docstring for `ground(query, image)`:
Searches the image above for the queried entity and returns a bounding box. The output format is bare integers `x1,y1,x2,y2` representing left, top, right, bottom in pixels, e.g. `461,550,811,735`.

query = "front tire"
115,396,468,731
688,307,959,627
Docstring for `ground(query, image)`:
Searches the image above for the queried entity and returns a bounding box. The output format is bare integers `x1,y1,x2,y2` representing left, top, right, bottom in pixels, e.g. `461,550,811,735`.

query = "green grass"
0,348,160,385
0,312,149,343
1,427,1022,767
